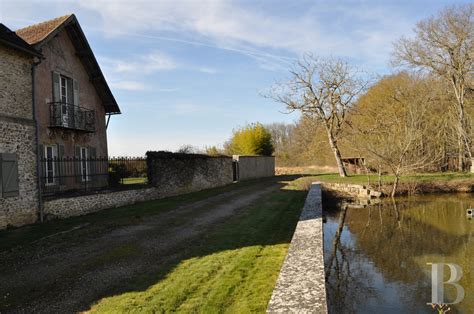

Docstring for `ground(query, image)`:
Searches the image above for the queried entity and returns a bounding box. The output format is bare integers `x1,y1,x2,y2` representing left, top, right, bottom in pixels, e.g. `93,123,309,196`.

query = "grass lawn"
88,181,306,313
121,177,148,185
288,172,474,186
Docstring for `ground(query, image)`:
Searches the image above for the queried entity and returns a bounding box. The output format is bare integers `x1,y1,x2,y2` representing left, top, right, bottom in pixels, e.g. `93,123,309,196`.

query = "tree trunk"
377,165,382,190
325,127,347,177
391,174,400,198
458,135,464,172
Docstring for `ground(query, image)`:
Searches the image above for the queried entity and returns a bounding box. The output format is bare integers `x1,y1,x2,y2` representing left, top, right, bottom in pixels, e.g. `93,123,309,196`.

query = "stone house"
0,23,43,228
16,14,121,194
0,14,121,229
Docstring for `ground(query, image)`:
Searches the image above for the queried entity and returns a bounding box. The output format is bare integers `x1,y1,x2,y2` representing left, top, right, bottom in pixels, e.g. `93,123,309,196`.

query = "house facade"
16,15,121,194
0,24,42,228
0,14,120,229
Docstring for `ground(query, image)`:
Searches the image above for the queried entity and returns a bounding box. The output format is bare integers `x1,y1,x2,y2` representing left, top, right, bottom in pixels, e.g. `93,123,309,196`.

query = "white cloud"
109,80,148,91
101,51,178,75
109,81,181,92
100,51,218,76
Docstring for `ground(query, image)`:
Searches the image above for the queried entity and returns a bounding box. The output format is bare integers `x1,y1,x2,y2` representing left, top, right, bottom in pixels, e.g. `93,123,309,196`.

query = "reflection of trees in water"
325,206,380,313
325,196,474,313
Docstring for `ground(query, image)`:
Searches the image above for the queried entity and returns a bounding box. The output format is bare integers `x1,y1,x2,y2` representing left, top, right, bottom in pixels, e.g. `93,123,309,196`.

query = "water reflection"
324,194,474,313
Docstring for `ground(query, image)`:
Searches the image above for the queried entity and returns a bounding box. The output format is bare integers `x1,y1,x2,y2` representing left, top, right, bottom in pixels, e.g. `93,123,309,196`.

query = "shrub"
226,123,274,156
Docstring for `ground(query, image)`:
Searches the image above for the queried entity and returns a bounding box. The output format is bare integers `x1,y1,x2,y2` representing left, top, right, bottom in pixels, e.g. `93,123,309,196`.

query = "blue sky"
0,0,467,155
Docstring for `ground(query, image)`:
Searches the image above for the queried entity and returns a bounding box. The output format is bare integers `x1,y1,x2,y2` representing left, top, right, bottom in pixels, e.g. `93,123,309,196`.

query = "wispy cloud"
100,51,217,76
109,80,180,92
109,80,148,91
101,51,178,75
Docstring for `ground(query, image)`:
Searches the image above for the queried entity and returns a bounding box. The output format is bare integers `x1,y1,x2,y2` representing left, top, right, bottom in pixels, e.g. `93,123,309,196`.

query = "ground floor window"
44,145,57,185
80,147,90,182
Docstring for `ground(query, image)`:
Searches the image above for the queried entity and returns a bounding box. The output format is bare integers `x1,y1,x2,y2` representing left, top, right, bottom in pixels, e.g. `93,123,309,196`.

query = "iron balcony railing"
49,102,96,132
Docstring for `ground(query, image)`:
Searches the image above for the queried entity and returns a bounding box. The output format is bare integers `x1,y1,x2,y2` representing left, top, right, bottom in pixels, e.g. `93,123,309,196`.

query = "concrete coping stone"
267,182,327,313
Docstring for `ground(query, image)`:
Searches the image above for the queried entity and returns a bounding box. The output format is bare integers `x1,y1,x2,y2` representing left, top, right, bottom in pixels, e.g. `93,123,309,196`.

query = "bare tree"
176,144,199,154
393,4,474,171
268,56,368,177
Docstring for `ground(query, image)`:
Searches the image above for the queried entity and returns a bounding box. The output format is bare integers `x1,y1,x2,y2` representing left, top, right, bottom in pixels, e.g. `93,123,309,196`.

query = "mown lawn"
290,172,474,186
88,182,306,313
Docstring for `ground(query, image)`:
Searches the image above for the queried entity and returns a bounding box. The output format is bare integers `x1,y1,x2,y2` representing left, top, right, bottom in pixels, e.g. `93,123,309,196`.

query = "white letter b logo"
428,263,464,305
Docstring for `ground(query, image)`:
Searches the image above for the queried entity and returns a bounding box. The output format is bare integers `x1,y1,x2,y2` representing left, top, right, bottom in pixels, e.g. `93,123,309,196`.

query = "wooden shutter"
75,146,81,183
1,153,19,198
66,79,73,105
52,72,60,102
58,144,65,185
73,80,79,106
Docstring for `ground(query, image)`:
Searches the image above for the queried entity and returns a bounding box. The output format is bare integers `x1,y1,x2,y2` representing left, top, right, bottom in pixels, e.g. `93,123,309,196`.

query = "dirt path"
0,179,284,313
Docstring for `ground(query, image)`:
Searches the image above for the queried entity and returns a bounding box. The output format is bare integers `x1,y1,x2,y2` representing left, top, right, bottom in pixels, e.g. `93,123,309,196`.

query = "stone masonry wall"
322,182,382,198
0,45,38,229
233,155,275,180
147,152,233,195
43,187,161,219
0,45,34,120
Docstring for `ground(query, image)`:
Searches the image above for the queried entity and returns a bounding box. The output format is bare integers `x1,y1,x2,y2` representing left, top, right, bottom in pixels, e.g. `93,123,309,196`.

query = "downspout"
32,57,43,223
106,113,111,129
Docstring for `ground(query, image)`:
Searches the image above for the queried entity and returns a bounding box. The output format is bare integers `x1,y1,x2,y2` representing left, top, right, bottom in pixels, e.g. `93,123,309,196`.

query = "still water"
324,194,474,314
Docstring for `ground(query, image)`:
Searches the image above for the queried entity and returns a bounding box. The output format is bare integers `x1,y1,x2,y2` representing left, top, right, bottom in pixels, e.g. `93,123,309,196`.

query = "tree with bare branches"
267,56,368,177
393,4,474,171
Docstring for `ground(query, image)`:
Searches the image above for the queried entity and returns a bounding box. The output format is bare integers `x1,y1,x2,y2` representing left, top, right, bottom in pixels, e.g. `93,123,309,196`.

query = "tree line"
265,4,473,192
179,4,472,198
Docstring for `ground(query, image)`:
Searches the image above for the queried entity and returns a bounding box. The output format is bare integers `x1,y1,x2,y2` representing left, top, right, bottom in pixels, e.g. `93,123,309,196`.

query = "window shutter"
66,79,74,105
1,153,19,198
52,72,60,102
73,80,79,106
75,146,81,183
58,144,65,185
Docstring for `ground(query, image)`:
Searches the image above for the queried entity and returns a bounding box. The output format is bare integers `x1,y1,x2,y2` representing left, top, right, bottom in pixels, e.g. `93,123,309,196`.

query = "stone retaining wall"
43,187,161,219
322,182,382,198
267,183,327,313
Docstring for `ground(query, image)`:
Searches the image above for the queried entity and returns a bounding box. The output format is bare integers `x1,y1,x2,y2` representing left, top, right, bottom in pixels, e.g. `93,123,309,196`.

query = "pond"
324,194,474,313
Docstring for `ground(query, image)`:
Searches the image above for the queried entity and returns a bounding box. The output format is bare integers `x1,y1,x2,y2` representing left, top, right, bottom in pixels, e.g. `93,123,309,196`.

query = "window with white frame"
80,147,90,182
44,145,57,185
59,75,73,127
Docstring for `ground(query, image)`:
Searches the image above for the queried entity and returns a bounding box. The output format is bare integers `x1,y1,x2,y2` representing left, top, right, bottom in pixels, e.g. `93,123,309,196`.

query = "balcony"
49,102,95,132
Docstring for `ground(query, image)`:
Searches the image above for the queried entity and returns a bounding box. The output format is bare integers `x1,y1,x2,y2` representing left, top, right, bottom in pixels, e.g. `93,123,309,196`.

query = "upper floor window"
60,75,72,104
52,72,76,105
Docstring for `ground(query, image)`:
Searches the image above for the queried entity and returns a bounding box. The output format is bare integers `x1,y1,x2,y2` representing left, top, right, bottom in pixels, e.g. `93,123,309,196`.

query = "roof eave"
0,38,43,58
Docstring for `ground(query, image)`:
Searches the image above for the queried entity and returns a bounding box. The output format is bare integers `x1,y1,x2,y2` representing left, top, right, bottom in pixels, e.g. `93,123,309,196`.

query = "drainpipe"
32,58,44,223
